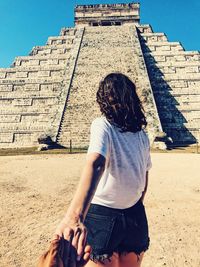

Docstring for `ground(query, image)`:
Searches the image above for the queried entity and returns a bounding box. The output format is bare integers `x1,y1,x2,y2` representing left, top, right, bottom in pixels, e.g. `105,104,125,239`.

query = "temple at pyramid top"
75,2,140,27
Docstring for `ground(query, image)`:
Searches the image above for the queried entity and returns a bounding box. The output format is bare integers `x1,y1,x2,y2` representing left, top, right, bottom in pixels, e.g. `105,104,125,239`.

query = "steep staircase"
57,25,163,148
138,24,200,145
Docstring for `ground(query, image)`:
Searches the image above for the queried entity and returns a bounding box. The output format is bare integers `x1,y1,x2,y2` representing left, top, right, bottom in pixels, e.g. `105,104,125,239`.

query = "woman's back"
87,116,152,209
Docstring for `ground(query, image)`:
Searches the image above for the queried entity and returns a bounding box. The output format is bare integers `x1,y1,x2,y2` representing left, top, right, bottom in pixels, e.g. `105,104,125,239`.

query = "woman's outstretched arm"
55,152,105,259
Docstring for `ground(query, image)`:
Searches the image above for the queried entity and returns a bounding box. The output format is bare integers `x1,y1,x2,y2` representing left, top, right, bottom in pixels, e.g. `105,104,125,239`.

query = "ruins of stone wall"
138,25,200,144
57,25,162,148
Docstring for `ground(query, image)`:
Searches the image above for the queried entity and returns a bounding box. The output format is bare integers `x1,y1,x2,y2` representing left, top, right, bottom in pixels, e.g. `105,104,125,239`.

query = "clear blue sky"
0,0,199,68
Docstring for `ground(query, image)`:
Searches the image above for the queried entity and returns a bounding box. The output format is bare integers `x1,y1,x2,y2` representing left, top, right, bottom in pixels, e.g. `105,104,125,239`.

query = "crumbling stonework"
0,3,199,148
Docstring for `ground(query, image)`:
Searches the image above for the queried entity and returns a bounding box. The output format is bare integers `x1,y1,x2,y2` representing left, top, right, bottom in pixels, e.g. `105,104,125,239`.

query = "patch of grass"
0,145,199,157
151,145,199,154
0,147,87,157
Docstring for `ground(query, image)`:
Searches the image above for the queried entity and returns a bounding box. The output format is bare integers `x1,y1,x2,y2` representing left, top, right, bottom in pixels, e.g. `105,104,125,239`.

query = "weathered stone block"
0,99,12,105
39,59,59,65
21,59,40,66
0,133,14,143
0,84,13,91
37,71,50,77
0,72,6,79
187,81,200,89
0,115,21,123
13,133,35,144
25,84,40,91
32,98,58,106
6,72,16,78
13,99,32,106
16,72,28,78
185,54,200,61
28,71,38,78
174,55,186,61
156,45,171,51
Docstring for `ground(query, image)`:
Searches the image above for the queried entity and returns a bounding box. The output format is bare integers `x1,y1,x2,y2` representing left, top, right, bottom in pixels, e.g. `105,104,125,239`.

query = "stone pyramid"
0,3,199,149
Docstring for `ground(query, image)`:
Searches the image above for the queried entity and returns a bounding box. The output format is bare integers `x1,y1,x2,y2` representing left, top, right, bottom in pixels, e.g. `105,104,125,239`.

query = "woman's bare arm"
66,153,105,220
55,152,105,258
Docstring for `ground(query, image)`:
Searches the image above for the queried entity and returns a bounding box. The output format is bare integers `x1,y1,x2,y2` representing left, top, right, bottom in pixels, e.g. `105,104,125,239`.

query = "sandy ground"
0,153,200,267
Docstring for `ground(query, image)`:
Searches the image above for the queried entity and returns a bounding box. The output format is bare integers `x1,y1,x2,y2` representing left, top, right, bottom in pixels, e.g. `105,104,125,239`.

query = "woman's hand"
55,216,87,261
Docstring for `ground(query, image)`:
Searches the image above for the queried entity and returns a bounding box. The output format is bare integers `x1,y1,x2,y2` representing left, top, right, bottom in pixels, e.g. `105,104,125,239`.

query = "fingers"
77,245,92,267
63,228,73,267
71,227,81,249
82,245,92,261
54,221,90,266
84,245,92,254
77,227,87,258
52,234,61,241
63,227,73,241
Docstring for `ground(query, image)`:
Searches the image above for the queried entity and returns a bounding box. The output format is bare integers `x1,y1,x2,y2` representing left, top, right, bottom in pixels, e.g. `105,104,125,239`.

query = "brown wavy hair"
96,73,147,133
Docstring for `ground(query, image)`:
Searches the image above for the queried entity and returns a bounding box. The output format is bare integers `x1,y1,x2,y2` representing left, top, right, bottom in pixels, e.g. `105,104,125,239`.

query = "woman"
56,73,152,267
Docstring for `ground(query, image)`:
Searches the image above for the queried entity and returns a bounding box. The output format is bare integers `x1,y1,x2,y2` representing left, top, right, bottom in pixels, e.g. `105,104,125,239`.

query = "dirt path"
0,153,200,267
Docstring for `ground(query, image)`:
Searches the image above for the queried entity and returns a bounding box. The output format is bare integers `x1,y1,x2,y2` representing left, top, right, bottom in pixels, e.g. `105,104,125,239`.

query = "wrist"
64,211,84,223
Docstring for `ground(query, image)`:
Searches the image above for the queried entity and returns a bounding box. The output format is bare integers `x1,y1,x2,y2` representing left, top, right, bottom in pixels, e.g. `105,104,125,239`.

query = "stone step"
180,110,200,118
164,73,200,80
155,94,200,102
60,28,77,36
144,51,200,62
154,89,200,95
0,113,52,123
149,72,200,80
0,65,65,73
162,130,198,142
29,44,72,56
152,80,200,90
0,132,42,145
142,42,184,52
0,70,64,79
0,66,65,79
14,54,70,61
0,78,63,85
0,106,56,115
0,91,59,99
147,60,200,68
157,103,200,111
162,123,200,131
0,124,50,132
159,66,200,75
46,35,75,45
140,32,167,42
162,120,200,128
159,115,200,124
136,24,153,33
13,54,70,67
158,109,200,118
0,97,59,106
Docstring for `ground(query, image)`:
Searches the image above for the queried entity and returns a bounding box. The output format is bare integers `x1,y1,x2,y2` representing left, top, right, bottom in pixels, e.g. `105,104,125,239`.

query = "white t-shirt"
87,116,152,209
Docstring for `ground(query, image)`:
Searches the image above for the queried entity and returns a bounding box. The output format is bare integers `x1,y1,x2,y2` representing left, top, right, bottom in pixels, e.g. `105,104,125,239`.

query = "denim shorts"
84,199,150,263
